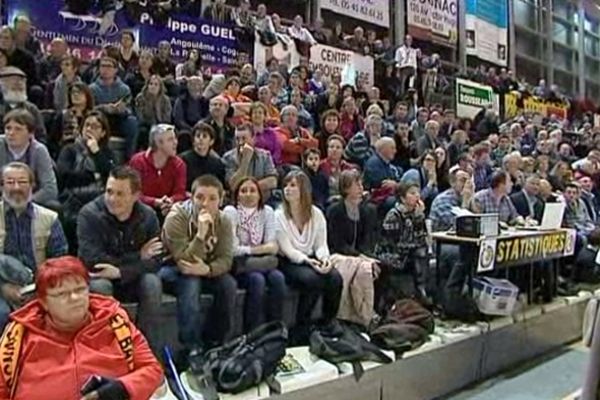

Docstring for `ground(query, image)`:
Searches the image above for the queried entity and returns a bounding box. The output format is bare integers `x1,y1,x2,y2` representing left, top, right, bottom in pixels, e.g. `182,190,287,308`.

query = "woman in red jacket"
0,256,163,400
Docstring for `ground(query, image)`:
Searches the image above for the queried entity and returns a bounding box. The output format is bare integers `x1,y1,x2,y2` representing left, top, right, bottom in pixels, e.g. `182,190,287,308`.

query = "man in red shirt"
129,124,187,217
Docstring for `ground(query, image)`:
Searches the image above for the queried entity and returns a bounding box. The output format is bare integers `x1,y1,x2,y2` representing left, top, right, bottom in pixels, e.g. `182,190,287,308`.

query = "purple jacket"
253,126,282,166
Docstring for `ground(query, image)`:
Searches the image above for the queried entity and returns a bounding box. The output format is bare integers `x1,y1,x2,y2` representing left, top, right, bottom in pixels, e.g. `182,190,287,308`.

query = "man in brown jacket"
161,174,236,355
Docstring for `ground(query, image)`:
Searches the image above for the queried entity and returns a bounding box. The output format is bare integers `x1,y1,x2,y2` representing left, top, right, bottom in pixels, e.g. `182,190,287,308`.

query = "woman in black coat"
326,169,378,256
57,110,115,252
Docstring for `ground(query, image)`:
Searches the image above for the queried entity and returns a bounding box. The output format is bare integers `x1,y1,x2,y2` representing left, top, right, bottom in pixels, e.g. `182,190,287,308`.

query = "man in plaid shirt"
0,162,68,329
470,171,523,225
429,169,474,231
429,169,475,302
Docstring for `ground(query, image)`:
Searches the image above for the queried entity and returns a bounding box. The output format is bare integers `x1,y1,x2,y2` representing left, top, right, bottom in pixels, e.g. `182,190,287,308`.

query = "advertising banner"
455,78,499,119
465,0,508,66
504,93,570,119
407,0,458,47
253,38,301,76
309,44,374,87
254,40,374,88
5,0,252,71
321,0,390,28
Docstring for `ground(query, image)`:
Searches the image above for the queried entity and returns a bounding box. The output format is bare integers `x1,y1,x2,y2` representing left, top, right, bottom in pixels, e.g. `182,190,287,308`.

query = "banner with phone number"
407,0,458,47
4,0,253,71
321,0,390,28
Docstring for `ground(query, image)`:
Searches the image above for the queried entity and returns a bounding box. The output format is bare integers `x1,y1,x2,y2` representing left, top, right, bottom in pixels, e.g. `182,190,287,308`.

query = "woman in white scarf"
223,177,286,332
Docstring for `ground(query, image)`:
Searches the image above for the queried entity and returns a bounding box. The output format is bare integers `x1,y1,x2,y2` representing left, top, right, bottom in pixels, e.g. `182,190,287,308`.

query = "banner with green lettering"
455,78,499,119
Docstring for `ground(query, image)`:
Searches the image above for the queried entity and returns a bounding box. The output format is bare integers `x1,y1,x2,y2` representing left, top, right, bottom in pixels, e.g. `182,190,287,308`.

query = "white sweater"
275,206,330,264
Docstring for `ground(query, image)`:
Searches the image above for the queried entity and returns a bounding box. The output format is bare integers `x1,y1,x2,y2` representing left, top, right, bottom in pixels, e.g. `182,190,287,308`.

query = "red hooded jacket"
0,295,163,400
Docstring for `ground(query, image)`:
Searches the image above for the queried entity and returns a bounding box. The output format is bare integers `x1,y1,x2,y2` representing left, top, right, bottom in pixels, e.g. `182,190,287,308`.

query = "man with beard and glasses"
0,162,68,330
0,67,46,142
0,109,57,208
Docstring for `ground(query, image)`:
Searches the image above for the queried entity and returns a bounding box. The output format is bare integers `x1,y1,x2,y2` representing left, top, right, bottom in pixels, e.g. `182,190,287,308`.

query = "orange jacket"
0,295,163,400
275,125,319,165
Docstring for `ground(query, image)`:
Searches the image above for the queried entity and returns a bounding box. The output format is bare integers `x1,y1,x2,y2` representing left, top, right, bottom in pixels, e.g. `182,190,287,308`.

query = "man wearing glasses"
0,162,68,330
129,124,187,220
89,56,139,159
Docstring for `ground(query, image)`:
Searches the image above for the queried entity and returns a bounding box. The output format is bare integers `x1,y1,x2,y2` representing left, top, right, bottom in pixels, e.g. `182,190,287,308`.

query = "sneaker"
557,281,579,296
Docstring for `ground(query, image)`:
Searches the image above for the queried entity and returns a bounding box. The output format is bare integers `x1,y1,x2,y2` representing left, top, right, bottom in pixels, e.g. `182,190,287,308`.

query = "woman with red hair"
0,256,163,400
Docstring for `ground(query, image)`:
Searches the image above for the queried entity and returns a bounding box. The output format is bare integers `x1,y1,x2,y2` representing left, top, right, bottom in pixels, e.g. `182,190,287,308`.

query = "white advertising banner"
309,44,374,87
253,37,300,75
321,0,390,28
465,0,508,66
407,0,458,46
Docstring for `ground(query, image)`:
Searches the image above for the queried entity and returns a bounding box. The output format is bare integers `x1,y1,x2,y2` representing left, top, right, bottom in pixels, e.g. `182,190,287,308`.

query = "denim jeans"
89,273,163,350
159,266,237,350
235,269,287,332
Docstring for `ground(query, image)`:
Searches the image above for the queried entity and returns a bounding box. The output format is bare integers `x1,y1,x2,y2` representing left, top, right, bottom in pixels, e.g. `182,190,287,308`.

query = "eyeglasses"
46,286,89,301
3,179,30,187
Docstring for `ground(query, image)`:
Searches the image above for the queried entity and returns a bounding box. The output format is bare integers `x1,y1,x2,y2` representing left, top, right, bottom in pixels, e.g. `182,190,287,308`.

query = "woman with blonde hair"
275,170,343,342
134,74,172,148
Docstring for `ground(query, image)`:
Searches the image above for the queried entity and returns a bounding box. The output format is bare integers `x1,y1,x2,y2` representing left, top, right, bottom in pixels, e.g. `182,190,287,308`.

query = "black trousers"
279,259,343,329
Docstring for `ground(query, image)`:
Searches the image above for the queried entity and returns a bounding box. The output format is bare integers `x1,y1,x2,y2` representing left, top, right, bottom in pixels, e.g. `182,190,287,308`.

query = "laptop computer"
527,202,566,231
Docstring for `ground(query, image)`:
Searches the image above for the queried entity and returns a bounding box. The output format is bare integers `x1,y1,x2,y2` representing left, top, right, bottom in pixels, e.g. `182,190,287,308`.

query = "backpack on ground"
370,299,434,353
441,289,482,323
191,321,288,394
309,321,393,381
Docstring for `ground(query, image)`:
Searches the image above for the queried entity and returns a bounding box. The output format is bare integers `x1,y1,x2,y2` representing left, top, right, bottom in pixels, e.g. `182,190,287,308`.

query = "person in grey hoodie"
89,55,139,158
0,109,58,209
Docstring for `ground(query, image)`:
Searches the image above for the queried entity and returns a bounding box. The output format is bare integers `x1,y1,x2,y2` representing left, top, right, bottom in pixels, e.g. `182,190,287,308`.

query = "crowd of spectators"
3,2,600,384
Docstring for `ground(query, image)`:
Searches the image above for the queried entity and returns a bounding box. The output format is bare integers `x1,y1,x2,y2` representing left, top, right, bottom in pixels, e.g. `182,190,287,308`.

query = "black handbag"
191,321,288,394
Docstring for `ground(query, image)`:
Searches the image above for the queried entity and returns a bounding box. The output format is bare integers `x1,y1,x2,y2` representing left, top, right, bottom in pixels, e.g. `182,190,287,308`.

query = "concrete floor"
447,344,588,400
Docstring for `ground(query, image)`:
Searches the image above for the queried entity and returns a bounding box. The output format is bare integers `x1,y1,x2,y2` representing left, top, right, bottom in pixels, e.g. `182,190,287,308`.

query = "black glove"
95,377,129,400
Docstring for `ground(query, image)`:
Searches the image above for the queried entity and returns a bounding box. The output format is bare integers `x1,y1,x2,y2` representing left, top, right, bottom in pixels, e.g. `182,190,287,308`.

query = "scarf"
237,206,264,247
345,200,360,222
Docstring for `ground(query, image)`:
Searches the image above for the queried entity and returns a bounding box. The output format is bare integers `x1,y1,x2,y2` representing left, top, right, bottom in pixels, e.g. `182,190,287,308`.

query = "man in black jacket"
416,120,441,155
510,174,544,222
77,166,164,349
